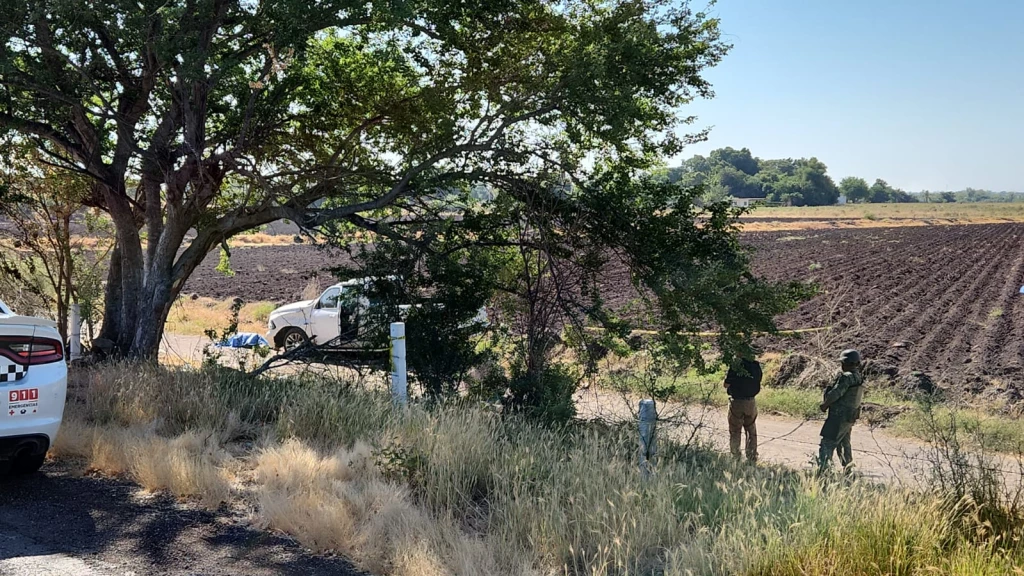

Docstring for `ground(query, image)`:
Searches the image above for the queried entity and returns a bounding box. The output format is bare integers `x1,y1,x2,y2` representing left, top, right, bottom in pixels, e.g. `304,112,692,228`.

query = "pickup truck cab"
0,299,67,474
266,277,487,350
266,278,395,350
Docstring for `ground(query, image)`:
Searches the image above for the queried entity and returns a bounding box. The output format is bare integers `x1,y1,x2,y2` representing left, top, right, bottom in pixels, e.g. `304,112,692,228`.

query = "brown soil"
182,245,355,302
182,223,1024,397
745,223,1024,396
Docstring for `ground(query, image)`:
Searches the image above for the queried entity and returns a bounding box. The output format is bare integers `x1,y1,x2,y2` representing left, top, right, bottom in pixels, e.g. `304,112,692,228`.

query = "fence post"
638,399,657,477
69,303,82,361
390,322,408,406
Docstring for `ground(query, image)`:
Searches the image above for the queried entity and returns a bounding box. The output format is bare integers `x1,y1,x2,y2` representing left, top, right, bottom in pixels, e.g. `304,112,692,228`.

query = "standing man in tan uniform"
724,353,763,463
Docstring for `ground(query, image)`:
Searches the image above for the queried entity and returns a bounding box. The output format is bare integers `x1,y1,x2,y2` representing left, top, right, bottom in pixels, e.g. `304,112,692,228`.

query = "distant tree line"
915,188,1024,203
663,147,1022,206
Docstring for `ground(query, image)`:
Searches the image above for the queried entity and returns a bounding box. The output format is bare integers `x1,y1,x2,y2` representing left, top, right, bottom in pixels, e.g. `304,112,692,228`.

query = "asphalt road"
0,461,365,576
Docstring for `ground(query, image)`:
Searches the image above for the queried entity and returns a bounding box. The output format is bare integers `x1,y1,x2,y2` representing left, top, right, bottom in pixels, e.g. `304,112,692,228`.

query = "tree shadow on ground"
0,460,365,576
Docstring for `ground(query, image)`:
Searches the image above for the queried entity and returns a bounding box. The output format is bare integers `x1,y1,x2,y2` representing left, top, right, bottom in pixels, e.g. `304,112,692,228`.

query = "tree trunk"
98,243,123,345
95,168,281,358
98,242,181,359
97,190,227,359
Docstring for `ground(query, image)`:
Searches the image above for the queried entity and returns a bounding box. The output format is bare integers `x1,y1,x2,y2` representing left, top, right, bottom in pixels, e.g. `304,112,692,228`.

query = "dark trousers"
818,416,854,471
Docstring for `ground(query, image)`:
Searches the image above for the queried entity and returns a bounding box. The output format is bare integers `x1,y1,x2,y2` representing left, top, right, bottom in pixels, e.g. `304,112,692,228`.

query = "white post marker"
638,399,657,477
69,303,82,361
390,322,408,406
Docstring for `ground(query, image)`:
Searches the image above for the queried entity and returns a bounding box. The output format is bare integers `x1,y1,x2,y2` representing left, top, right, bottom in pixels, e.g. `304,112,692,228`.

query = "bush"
508,363,579,425
912,399,1024,541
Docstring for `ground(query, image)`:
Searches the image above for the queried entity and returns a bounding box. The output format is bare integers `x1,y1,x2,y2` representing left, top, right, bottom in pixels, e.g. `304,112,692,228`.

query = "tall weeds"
56,363,1024,575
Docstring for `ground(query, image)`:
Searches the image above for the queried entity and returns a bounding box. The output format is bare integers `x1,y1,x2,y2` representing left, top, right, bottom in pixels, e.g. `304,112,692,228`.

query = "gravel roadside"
0,460,366,576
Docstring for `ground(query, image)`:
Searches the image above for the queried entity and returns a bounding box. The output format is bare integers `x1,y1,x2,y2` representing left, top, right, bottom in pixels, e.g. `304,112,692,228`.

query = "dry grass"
165,296,277,336
52,419,233,508
300,276,323,301
1,232,304,254
253,440,501,575
52,363,1024,575
742,203,1024,232
751,202,1024,221
228,232,315,247
740,218,1016,232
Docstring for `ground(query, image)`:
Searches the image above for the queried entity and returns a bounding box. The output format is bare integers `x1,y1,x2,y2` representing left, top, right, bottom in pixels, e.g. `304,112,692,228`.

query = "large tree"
869,179,893,203
709,146,758,176
338,168,809,420
0,0,727,357
838,176,869,203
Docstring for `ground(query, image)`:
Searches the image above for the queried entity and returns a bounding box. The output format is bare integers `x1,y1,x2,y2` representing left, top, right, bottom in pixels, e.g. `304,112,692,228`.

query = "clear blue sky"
675,0,1024,192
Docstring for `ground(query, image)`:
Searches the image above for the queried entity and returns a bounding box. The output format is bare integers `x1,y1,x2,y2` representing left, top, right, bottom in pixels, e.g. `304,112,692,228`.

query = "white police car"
0,300,67,474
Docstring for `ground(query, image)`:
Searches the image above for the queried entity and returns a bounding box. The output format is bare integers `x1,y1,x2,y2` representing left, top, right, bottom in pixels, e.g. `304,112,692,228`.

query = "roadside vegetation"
53,363,1024,576
5,1,1024,574
892,404,1024,455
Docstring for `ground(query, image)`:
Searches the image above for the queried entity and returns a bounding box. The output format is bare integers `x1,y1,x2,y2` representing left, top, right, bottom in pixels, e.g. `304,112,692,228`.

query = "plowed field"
746,223,1024,395
182,244,355,302
182,223,1024,395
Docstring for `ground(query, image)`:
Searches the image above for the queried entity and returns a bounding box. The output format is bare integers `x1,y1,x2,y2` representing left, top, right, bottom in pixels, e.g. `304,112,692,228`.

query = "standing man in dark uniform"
724,352,763,463
818,349,865,473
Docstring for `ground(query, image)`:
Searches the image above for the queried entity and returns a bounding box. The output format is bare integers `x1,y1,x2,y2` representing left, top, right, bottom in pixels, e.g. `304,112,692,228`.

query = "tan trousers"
728,397,758,462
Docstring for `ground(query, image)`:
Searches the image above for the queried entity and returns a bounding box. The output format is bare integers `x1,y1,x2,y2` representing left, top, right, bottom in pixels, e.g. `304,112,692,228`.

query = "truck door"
309,287,342,343
337,291,359,343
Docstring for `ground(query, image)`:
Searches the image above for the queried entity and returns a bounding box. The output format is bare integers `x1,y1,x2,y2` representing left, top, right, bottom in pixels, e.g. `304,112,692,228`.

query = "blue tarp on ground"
216,333,270,348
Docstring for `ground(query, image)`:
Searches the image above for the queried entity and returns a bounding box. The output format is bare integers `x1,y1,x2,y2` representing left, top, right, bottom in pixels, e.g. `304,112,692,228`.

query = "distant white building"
837,195,847,205
730,197,765,208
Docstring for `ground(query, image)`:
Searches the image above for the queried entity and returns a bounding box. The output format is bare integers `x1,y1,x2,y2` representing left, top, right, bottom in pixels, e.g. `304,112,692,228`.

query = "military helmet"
838,349,862,365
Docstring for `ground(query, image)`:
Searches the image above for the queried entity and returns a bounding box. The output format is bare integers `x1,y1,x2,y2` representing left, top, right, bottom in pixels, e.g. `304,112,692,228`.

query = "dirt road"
0,461,365,576
575,387,1024,489
576,387,926,484
3,335,1018,574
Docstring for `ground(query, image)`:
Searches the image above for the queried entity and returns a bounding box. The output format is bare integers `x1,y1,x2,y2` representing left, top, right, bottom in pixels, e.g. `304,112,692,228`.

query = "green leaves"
337,164,809,416
0,0,734,357
0,0,729,216
574,168,809,370
839,176,870,203
670,149,841,207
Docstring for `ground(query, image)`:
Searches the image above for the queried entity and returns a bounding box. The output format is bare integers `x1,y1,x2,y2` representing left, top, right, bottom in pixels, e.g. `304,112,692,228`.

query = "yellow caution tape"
584,326,832,337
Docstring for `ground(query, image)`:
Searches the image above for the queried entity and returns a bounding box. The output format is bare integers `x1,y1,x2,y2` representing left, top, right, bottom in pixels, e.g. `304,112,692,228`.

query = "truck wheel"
10,452,45,475
278,327,309,351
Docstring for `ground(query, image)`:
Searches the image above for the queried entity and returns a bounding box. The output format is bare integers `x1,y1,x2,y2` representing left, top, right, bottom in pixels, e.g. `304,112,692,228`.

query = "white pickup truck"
0,299,67,474
266,278,486,350
266,278,400,350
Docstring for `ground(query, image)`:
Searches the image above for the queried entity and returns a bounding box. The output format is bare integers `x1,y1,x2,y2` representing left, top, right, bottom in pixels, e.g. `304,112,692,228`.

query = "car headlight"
268,319,277,330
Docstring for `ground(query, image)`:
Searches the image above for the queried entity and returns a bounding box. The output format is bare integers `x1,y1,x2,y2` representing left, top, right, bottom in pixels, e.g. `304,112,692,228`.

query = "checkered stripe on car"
0,361,27,383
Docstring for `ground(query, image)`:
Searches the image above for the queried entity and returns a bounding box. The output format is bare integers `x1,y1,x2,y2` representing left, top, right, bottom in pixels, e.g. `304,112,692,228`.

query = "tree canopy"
666,147,939,206
666,147,841,206
838,176,869,203
0,0,729,357
337,167,809,419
